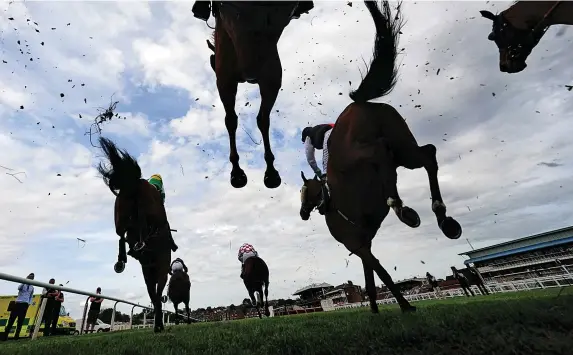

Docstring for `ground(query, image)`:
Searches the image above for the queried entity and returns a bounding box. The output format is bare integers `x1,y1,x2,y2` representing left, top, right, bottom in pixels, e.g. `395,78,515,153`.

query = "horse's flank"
503,1,573,29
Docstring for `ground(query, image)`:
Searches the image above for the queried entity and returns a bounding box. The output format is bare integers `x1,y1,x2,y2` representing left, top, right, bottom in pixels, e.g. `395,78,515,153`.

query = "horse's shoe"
192,1,210,21
113,261,125,274
230,168,248,188
439,216,462,240
395,206,421,228
264,167,281,189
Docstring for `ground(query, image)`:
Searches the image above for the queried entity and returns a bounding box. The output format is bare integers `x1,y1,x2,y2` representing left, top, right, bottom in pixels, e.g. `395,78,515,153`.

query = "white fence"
320,273,573,311
0,272,176,340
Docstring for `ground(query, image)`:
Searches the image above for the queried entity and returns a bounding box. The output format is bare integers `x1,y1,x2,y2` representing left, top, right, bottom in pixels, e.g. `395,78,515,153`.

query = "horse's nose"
499,62,509,72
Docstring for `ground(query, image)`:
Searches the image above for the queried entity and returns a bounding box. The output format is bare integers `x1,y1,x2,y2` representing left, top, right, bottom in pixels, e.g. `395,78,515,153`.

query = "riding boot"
192,1,211,21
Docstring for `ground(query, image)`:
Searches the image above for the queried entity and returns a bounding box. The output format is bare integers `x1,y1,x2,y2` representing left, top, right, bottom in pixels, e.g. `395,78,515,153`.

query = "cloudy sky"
1,0,572,317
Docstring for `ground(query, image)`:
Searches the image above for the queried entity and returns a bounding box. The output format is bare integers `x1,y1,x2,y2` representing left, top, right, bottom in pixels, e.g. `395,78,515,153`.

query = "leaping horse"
193,1,313,189
242,256,270,318
480,1,572,73
299,0,462,314
96,137,172,333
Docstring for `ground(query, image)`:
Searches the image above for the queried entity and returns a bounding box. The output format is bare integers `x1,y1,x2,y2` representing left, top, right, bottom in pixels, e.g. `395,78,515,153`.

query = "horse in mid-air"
480,1,572,73
242,255,270,318
299,0,462,315
166,258,192,325
96,137,172,333
193,1,313,189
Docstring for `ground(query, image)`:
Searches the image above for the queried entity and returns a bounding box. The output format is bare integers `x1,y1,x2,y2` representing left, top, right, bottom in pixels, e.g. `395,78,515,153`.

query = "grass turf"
1,288,571,355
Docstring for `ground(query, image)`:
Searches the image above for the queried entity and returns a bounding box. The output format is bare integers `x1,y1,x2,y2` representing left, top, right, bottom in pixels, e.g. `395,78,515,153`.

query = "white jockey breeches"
241,251,258,263
322,129,332,174
172,261,184,272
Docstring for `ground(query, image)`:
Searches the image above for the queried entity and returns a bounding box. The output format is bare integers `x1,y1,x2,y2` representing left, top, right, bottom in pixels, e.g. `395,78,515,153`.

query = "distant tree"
229,304,236,311
99,308,130,324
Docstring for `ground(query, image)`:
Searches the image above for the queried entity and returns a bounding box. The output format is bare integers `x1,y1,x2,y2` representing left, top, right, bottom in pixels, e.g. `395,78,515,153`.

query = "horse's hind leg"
215,24,247,188
173,302,180,325
263,282,270,317
354,243,416,313
396,143,462,240
184,301,191,324
256,49,282,189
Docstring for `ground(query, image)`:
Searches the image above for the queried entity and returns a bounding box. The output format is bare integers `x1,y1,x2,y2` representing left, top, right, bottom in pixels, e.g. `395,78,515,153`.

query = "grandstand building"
459,225,573,282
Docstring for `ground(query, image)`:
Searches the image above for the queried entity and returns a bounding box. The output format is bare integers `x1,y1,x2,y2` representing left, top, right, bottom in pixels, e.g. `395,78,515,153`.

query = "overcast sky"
1,1,572,318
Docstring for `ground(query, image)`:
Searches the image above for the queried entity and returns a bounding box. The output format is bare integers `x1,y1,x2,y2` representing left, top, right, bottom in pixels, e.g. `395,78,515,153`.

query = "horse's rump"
168,272,191,302
216,1,296,74
243,257,269,286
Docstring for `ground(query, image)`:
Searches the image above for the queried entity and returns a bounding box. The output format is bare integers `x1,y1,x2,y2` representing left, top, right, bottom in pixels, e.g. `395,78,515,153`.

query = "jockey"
192,1,314,22
148,174,178,253
302,124,334,210
238,243,259,279
170,258,188,275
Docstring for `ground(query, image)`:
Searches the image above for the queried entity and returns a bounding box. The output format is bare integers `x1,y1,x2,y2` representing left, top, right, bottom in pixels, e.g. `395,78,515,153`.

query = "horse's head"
299,171,323,221
480,10,542,73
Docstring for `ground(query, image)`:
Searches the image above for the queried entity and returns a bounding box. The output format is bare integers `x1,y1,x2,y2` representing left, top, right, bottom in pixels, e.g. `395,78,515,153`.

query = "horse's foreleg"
373,141,420,229
257,53,282,189
354,244,415,313
114,237,127,273
361,259,378,314
156,270,168,330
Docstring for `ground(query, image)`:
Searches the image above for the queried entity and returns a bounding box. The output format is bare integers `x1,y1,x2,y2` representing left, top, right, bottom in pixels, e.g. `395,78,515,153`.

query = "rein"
531,1,562,36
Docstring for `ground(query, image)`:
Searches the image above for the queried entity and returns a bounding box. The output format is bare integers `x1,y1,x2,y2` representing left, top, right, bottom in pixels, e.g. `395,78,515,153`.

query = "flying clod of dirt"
85,99,128,147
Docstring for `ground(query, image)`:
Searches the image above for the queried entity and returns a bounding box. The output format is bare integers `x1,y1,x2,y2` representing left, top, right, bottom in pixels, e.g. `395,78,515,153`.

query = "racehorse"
299,0,462,315
198,1,312,189
167,268,192,325
96,136,171,333
480,1,573,73
242,256,270,318
452,265,489,296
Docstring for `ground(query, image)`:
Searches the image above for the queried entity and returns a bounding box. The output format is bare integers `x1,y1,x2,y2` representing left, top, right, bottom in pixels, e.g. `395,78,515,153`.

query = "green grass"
2,288,571,355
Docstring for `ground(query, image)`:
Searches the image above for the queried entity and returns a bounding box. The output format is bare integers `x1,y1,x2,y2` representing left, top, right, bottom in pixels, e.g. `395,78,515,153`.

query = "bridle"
491,1,562,60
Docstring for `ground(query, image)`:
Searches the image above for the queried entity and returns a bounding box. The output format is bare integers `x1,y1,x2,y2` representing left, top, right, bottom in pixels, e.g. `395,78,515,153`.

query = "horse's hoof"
161,295,167,304
264,309,270,317
439,217,462,240
397,206,421,228
264,168,281,189
401,305,417,313
230,169,247,188
114,261,125,274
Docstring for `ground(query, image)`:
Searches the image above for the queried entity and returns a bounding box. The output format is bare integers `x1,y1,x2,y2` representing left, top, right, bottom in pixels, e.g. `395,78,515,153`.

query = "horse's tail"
96,136,142,195
349,1,404,103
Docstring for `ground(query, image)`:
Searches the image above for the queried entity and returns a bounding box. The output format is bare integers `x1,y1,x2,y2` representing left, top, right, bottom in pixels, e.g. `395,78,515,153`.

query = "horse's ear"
301,171,308,182
479,10,496,21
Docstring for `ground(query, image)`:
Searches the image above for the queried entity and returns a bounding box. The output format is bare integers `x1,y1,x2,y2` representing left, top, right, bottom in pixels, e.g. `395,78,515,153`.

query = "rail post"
111,301,119,331
31,297,47,340
130,305,136,329
80,297,89,335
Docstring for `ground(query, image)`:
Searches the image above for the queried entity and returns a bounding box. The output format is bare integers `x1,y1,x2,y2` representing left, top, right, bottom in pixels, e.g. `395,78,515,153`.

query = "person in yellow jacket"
148,174,178,252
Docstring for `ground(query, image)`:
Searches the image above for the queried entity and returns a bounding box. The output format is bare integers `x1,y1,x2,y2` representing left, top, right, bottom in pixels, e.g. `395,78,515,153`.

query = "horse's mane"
349,0,404,103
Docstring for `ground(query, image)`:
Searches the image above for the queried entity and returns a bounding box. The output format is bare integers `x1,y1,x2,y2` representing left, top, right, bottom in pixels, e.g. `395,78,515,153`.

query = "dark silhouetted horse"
167,268,192,325
242,256,270,318
480,1,572,73
452,266,490,296
300,0,462,315
97,137,171,333
197,1,312,189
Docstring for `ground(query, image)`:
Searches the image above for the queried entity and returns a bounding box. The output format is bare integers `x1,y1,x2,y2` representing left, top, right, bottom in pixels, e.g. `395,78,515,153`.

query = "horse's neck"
504,1,573,29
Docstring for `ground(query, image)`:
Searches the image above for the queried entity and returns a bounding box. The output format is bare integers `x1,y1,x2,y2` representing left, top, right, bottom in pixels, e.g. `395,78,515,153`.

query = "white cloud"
1,1,572,318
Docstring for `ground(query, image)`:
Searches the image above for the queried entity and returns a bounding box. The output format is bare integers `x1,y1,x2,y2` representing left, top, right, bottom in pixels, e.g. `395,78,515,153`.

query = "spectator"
1,273,35,341
41,278,59,336
50,285,65,335
86,287,103,333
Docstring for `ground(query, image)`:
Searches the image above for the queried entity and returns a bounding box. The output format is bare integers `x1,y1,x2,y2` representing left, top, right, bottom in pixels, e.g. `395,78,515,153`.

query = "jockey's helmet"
150,174,162,181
